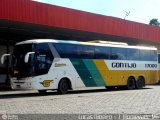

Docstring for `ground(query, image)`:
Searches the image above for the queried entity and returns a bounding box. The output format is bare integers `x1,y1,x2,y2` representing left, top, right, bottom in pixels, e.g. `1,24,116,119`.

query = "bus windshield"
11,43,54,78
11,44,34,77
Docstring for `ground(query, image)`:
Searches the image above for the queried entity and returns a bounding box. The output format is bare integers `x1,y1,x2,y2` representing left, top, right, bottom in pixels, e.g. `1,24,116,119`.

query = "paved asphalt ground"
0,85,160,119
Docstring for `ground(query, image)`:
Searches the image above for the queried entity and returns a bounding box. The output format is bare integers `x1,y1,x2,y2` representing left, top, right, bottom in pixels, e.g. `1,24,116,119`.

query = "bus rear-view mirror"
1,54,11,64
24,52,35,63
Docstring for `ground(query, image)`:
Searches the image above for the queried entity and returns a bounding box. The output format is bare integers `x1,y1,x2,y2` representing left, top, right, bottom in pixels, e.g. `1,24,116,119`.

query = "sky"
32,0,160,24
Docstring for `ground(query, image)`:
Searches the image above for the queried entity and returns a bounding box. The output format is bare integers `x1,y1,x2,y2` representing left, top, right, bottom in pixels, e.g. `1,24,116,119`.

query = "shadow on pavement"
0,86,152,99
0,85,11,91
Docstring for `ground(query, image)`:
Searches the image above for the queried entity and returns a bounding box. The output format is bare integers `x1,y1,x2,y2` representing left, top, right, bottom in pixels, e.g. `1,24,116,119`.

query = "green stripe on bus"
82,59,105,86
70,59,97,87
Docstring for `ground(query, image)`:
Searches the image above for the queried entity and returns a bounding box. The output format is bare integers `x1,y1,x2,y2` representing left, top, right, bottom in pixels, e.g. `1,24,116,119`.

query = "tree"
149,18,160,26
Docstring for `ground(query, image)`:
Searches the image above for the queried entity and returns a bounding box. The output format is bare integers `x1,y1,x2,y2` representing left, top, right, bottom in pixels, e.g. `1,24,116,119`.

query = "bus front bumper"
11,81,33,90
11,77,33,90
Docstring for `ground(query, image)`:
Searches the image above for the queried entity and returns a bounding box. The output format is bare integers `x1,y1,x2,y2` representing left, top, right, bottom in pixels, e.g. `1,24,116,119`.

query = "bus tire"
136,76,145,89
58,79,69,94
38,90,47,94
127,77,136,90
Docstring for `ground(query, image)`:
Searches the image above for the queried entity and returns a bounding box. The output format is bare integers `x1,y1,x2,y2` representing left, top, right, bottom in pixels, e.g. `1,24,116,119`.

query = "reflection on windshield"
11,44,34,77
34,43,53,76
11,43,54,78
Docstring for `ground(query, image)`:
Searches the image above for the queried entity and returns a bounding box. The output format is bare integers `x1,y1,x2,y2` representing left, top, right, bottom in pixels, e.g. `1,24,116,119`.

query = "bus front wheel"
127,77,136,90
58,79,69,94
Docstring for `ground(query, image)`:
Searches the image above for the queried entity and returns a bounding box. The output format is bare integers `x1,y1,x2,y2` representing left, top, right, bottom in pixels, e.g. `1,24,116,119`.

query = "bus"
1,39,159,94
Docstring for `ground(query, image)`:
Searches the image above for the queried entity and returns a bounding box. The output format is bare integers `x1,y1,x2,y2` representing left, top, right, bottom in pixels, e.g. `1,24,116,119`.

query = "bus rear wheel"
127,77,136,90
58,79,69,94
136,76,145,89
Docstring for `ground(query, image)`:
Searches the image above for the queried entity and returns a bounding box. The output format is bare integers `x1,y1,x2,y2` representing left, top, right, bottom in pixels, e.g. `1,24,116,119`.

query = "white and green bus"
1,39,159,94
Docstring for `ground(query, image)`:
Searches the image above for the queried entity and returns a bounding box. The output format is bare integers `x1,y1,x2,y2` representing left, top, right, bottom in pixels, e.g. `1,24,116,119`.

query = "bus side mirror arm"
24,52,35,63
1,54,11,64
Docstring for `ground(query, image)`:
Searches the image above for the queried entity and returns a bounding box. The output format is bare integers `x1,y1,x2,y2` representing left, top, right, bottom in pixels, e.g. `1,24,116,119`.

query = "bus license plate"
16,85,21,89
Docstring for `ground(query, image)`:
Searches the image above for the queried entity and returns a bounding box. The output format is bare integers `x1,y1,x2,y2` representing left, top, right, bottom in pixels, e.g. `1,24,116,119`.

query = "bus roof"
16,39,157,50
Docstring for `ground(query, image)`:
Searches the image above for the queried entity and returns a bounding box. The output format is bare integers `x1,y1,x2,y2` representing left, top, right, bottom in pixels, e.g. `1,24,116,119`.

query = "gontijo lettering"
112,62,136,68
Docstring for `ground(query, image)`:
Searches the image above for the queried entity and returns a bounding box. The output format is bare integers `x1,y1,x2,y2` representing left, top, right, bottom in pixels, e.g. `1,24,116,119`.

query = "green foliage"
149,19,160,26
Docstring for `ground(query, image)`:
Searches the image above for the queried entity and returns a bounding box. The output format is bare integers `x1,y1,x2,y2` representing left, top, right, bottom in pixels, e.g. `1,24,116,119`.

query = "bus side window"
158,54,160,63
127,49,139,60
139,49,151,61
151,50,158,61
35,43,53,75
77,45,94,59
94,46,110,59
111,47,126,60
54,43,77,58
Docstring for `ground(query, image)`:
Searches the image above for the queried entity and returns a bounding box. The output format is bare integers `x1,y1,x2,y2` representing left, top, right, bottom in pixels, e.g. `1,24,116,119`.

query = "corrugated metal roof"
0,0,160,43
